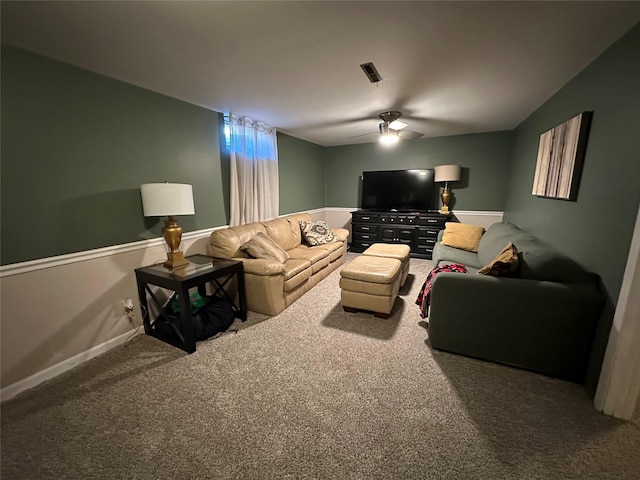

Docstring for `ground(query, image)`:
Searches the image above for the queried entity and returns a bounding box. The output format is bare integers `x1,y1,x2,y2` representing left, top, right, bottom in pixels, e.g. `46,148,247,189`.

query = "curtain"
228,114,279,226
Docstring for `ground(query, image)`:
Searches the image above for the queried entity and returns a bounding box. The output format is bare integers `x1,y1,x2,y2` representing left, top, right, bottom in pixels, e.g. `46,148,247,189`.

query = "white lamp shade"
434,165,461,183
140,183,195,217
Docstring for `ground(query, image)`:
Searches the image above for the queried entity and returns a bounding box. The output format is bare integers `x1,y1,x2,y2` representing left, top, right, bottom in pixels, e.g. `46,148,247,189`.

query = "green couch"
428,221,604,382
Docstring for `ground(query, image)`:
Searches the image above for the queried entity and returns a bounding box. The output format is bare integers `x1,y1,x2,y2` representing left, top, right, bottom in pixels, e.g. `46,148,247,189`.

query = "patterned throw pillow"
477,242,519,276
299,221,337,246
240,232,289,263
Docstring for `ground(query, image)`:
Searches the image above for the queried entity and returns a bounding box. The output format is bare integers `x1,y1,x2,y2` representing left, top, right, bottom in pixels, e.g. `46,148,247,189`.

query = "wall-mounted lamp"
434,165,461,213
141,183,195,269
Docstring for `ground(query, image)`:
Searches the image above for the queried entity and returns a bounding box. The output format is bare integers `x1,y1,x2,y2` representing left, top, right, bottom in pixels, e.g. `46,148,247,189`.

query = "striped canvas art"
532,111,592,200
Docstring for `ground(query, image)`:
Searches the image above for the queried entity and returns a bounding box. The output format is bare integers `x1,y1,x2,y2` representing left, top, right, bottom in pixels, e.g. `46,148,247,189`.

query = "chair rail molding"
0,227,220,278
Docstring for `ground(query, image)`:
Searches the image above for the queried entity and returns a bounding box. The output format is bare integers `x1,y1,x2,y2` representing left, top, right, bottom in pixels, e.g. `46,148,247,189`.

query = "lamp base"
440,188,452,214
164,251,190,269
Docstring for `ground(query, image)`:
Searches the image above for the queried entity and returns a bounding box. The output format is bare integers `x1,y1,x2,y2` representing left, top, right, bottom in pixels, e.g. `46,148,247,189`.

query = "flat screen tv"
361,169,437,212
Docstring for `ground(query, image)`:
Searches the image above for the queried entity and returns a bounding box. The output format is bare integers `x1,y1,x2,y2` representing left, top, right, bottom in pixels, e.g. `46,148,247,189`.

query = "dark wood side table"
135,254,246,353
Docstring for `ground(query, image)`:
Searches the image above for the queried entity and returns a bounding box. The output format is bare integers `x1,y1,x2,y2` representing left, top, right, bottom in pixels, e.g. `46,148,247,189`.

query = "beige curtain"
228,114,279,226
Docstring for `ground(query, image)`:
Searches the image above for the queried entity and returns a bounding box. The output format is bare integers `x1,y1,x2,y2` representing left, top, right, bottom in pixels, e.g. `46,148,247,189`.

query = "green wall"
3,24,639,393
503,24,640,392
505,24,639,305
323,131,512,211
1,46,327,265
1,45,226,264
277,132,326,214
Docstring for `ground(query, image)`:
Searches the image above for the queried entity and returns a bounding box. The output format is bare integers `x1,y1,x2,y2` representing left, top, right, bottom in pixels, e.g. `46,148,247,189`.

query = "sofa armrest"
235,257,285,276
428,273,604,381
333,228,350,242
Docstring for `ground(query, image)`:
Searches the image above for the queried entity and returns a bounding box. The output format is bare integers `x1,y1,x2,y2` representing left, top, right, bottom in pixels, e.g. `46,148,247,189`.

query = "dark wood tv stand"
350,209,453,259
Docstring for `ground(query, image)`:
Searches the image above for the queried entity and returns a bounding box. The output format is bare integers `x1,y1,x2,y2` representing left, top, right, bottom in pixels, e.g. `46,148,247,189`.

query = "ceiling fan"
377,111,423,145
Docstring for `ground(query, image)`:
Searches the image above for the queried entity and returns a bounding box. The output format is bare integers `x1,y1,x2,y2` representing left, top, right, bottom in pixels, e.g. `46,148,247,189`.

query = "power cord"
123,323,144,346
123,305,146,347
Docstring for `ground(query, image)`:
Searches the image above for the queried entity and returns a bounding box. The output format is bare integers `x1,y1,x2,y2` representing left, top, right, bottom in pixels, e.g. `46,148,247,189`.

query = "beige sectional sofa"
209,213,349,316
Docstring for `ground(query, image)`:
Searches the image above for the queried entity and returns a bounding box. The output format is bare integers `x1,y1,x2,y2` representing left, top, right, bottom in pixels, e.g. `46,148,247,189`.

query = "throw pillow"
240,232,289,263
441,222,485,252
477,242,519,276
299,220,337,246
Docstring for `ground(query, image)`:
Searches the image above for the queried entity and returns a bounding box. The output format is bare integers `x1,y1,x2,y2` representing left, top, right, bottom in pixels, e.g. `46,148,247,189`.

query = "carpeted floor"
2,253,639,479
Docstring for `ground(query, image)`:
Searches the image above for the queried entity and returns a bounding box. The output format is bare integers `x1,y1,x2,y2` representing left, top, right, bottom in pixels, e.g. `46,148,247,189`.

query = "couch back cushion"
210,223,267,259
478,222,535,266
518,241,587,282
264,213,313,251
478,222,587,282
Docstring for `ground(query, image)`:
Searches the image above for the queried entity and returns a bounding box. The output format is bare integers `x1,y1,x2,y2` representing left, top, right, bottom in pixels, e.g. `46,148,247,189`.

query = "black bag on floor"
194,296,235,340
152,296,235,341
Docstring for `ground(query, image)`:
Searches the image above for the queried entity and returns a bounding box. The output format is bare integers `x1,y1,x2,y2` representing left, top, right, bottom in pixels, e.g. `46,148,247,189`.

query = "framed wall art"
532,111,593,201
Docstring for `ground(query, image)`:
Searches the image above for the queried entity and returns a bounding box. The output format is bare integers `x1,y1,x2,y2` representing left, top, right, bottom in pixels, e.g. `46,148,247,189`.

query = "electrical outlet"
124,298,135,318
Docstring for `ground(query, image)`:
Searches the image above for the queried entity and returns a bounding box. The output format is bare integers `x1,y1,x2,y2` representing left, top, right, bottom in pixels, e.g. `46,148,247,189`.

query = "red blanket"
416,263,468,318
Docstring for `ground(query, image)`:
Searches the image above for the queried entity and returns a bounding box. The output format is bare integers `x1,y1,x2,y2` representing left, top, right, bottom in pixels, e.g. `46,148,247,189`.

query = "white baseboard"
0,208,325,401
0,328,141,403
0,207,502,404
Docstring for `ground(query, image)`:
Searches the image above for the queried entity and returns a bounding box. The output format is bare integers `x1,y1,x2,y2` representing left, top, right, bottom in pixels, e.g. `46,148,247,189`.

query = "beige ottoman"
362,243,411,287
339,255,402,318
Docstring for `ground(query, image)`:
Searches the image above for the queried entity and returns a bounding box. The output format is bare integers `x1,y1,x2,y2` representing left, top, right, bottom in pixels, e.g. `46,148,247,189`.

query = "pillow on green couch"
299,220,337,246
240,232,289,263
477,242,519,277
441,222,485,252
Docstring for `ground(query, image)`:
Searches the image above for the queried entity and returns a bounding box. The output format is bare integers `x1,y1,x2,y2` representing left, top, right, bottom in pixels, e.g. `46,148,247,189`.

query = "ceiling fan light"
378,117,401,145
380,135,399,145
379,130,399,145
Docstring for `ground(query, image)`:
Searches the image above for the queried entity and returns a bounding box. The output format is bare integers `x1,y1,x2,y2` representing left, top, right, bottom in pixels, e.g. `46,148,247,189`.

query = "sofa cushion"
210,223,268,259
299,220,338,246
441,222,485,252
240,232,289,263
264,216,305,251
433,240,484,270
519,245,587,282
477,242,519,277
282,259,313,291
311,241,343,254
288,245,331,265
478,222,535,266
332,228,350,243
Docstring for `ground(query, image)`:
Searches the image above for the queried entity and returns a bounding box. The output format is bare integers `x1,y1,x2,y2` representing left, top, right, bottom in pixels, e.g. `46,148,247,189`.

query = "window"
226,113,279,225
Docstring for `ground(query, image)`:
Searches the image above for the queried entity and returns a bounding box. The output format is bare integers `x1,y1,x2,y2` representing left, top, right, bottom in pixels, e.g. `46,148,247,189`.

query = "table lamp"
141,183,195,269
434,165,461,213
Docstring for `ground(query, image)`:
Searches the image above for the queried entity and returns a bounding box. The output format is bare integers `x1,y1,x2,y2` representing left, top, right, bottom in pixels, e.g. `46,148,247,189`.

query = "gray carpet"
2,253,639,479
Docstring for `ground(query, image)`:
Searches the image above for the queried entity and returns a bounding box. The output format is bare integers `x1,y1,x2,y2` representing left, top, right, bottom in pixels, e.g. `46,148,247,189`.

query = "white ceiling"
2,1,639,147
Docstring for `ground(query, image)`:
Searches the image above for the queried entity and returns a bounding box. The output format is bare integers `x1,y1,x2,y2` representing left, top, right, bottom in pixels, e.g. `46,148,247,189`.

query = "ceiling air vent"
360,62,382,83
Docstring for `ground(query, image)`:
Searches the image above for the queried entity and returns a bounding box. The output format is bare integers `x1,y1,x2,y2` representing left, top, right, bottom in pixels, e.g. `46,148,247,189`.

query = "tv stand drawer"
351,209,451,259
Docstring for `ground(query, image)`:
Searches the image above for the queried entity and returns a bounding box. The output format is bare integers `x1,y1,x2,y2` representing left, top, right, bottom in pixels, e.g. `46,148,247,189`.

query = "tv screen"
361,169,437,212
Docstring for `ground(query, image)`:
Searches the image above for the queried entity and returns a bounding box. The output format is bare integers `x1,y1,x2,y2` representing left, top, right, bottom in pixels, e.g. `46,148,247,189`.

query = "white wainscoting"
0,207,500,402
0,228,220,402
452,210,504,229
0,210,326,402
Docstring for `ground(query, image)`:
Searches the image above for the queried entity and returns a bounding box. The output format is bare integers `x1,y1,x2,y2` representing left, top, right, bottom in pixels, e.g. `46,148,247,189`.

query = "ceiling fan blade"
398,130,424,140
351,131,379,139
